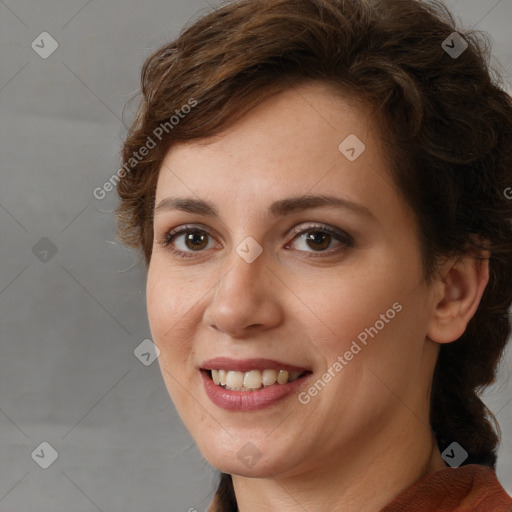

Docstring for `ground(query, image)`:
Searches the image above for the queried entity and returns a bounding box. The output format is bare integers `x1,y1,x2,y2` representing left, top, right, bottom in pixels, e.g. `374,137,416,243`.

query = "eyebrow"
154,194,372,218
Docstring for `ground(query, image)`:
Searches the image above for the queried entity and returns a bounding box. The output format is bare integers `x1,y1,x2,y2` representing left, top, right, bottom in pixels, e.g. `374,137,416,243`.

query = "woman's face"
147,82,442,479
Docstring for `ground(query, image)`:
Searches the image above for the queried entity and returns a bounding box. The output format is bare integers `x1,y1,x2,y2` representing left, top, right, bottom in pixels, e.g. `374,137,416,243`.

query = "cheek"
302,261,425,372
146,267,197,363
300,273,399,343
146,269,201,413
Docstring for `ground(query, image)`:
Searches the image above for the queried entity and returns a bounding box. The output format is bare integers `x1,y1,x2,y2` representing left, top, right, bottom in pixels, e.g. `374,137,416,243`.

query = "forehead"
154,82,405,222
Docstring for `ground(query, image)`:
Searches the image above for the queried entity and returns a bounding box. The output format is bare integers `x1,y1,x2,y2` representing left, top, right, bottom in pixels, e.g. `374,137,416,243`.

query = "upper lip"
200,357,311,373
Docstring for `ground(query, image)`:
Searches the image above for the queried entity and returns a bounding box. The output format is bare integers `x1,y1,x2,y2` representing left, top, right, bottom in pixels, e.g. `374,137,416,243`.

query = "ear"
427,250,490,344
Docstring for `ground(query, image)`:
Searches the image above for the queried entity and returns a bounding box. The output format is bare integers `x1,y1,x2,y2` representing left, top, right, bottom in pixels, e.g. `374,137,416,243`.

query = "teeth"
226,370,244,388
243,370,262,389
262,369,277,386
209,368,304,391
277,370,289,384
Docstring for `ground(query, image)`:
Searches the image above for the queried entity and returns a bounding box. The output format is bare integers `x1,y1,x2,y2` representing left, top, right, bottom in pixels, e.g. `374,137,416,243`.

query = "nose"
202,249,284,338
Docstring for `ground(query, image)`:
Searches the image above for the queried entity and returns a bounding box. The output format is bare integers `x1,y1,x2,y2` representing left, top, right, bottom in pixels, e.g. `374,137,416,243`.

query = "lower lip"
201,370,310,411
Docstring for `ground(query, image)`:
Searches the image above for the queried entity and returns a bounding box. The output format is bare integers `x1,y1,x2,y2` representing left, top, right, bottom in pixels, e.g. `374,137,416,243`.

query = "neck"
230,420,446,512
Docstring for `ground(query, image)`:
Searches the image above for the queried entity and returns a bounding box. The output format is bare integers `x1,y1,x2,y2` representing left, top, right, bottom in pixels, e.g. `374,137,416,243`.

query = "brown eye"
161,225,217,257
183,231,209,251
304,231,332,251
288,223,354,256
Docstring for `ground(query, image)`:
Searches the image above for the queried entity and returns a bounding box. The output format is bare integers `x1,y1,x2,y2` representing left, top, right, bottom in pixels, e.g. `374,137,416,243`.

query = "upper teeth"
211,369,303,391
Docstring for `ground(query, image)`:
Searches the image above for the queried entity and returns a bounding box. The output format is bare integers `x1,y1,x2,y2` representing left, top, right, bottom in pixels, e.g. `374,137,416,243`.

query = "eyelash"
158,223,354,259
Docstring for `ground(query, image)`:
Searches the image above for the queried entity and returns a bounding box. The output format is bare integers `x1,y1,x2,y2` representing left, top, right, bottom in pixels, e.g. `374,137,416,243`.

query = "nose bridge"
216,228,267,290
216,245,267,304
204,242,283,335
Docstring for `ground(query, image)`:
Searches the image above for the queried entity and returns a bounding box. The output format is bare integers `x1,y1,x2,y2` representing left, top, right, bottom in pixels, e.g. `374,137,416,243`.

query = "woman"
116,0,512,510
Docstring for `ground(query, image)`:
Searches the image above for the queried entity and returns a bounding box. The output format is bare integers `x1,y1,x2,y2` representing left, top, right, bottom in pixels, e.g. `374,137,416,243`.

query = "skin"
146,82,489,512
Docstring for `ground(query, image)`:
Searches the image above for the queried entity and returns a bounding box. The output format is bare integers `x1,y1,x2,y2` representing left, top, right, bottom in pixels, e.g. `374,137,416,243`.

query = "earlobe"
427,251,490,344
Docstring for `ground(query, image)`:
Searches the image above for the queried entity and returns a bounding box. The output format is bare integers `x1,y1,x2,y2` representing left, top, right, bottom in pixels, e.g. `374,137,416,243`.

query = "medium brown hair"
116,0,512,508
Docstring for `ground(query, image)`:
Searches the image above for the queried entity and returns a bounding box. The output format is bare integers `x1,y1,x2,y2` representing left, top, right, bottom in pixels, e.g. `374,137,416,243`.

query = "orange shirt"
380,464,512,511
209,464,512,511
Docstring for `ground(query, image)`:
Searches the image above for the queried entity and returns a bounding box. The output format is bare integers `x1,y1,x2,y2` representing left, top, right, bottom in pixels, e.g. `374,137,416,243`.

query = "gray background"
0,0,511,510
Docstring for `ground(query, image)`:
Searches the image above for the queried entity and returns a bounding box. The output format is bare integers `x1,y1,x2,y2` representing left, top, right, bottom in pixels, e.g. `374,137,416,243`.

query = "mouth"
199,357,313,410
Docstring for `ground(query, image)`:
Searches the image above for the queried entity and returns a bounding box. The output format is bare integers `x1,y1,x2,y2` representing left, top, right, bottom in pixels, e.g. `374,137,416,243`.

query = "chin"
207,452,278,478
195,433,302,479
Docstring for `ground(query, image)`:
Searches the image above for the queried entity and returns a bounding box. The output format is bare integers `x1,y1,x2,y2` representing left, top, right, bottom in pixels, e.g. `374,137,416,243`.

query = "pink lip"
200,369,312,411
200,357,310,373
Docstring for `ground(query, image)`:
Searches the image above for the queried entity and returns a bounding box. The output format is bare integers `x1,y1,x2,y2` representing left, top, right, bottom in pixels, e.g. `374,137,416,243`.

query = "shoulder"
380,464,512,512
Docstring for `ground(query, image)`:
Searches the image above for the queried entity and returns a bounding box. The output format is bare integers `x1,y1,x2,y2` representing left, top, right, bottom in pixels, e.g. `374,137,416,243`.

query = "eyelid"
165,223,213,238
289,222,352,241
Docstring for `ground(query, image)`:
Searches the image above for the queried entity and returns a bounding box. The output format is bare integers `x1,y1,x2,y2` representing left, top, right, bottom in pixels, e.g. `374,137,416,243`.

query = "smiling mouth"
202,368,311,391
